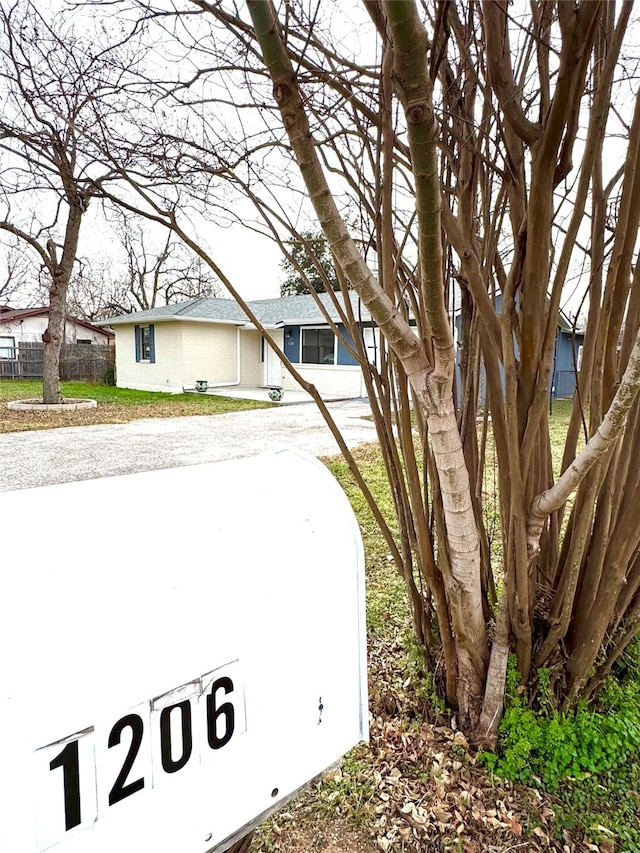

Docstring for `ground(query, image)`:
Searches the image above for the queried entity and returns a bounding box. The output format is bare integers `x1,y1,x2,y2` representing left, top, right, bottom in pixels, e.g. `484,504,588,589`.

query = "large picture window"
302,328,335,365
0,336,15,359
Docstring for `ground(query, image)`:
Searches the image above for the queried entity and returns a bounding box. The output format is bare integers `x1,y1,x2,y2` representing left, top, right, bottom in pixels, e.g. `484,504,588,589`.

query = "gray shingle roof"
100,292,372,327
100,298,246,325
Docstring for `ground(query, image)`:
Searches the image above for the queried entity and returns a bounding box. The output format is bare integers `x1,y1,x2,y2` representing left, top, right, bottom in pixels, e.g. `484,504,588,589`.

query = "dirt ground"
252,819,378,853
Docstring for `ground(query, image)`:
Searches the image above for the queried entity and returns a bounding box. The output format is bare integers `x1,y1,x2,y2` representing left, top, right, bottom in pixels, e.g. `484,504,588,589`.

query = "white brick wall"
239,330,262,387
115,321,241,393
281,364,363,397
115,323,183,392
180,322,238,386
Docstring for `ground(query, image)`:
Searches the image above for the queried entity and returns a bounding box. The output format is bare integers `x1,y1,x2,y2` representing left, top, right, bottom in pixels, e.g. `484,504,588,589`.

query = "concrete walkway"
185,385,348,404
0,399,376,492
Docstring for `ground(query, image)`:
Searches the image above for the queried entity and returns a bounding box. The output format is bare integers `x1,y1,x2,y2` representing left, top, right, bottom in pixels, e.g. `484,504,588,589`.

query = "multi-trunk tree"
80,0,640,743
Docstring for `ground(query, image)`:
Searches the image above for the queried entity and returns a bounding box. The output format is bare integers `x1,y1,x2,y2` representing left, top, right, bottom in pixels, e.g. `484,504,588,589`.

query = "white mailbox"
0,448,368,852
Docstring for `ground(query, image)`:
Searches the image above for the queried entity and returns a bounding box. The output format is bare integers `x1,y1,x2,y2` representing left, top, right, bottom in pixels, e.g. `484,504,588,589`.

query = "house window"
0,336,15,359
77,338,92,345
135,324,155,363
302,328,335,365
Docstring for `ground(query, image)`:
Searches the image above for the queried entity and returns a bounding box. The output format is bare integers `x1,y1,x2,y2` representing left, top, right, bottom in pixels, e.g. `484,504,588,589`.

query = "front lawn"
0,380,272,433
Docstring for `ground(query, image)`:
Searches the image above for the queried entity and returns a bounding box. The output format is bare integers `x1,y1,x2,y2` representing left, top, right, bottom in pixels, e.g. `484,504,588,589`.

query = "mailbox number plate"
34,660,245,851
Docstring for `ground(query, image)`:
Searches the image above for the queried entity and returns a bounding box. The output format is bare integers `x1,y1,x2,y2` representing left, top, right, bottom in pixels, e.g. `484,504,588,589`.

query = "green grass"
0,379,271,409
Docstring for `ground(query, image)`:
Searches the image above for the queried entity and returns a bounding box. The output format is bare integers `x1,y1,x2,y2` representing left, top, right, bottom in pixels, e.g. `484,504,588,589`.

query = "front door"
264,330,283,386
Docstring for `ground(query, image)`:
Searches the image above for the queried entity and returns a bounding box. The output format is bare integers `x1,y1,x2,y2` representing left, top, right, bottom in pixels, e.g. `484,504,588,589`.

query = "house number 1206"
35,662,245,851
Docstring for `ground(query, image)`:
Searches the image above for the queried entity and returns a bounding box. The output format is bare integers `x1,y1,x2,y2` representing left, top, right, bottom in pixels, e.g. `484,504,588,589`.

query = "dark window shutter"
149,325,155,363
134,325,141,362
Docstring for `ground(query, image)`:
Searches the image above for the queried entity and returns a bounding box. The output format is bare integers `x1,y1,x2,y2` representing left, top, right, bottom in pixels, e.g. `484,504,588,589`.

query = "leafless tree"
0,0,143,401
111,213,222,311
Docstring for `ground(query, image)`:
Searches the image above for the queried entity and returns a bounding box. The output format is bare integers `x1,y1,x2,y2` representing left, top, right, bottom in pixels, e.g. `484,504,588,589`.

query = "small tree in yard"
0,2,139,403
84,0,640,746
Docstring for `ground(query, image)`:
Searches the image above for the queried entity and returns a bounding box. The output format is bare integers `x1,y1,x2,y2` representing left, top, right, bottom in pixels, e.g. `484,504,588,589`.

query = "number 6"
206,676,235,749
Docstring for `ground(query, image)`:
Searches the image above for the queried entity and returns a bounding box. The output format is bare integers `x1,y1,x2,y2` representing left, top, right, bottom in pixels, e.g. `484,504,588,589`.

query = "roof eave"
98,315,245,327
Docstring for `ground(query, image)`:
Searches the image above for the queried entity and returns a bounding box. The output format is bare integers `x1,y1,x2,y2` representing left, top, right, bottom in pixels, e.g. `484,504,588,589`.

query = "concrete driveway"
0,399,376,492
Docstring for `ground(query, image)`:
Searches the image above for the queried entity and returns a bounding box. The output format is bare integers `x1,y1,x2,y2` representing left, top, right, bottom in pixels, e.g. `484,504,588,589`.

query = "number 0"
160,700,193,773
206,676,235,749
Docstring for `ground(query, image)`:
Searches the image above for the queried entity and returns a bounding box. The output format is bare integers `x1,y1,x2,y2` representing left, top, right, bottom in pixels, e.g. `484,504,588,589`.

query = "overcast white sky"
1,0,638,318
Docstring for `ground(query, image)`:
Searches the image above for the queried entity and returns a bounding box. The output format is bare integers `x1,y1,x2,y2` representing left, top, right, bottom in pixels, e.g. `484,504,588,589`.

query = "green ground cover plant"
481,652,640,849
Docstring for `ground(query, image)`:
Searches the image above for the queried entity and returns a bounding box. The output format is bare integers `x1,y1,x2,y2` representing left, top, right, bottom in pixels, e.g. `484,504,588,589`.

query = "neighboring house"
100,293,373,398
0,307,114,380
552,310,585,400
0,307,114,357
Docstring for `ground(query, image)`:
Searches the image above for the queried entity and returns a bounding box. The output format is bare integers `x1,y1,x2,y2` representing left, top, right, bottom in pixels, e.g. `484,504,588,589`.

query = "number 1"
49,740,81,831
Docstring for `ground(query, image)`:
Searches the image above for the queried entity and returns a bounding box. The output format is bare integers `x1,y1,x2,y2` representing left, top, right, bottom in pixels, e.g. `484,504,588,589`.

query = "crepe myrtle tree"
195,0,640,739
87,0,640,744
0,1,141,403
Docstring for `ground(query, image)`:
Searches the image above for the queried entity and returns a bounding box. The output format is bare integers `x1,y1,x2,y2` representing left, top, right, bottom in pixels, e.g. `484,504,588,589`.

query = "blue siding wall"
553,332,583,399
337,323,359,366
454,314,582,403
284,325,300,363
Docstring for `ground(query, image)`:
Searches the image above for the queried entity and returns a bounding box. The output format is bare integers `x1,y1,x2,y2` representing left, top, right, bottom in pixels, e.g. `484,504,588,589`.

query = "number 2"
108,714,145,805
